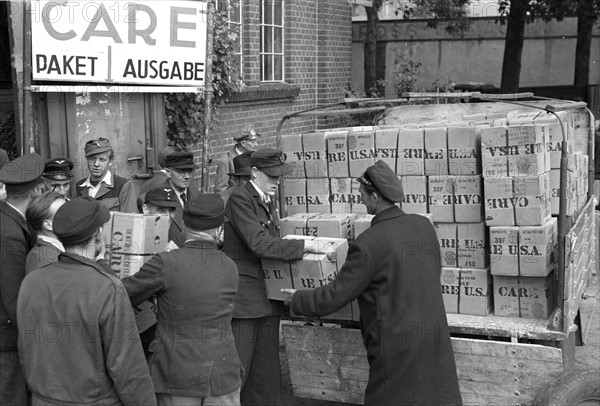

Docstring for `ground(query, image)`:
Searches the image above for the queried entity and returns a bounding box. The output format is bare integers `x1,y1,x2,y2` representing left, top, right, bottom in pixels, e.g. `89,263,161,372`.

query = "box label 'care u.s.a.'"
348,131,376,177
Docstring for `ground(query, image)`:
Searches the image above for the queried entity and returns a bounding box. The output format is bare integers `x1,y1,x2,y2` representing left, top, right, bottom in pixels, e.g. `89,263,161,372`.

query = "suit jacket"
291,207,462,406
223,182,304,318
213,148,238,194
122,240,242,397
25,238,62,275
0,202,34,350
75,173,138,213
17,253,156,406
166,181,202,245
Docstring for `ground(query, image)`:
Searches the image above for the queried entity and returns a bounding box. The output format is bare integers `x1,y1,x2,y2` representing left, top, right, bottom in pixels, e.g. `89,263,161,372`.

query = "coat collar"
58,252,114,277
183,239,218,250
244,182,270,213
77,172,114,199
371,205,404,226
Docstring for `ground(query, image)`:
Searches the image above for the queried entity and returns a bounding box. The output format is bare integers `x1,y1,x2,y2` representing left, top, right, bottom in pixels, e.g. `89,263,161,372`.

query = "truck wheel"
534,369,600,405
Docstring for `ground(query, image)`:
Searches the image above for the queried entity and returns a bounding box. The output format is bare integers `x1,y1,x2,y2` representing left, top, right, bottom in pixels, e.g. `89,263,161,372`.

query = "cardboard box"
507,124,548,176
459,268,493,316
397,128,425,176
481,126,509,178
483,177,515,226
282,133,305,178
289,237,349,291
453,175,483,223
514,194,551,226
400,175,428,214
518,221,555,277
447,126,481,175
513,172,550,197
326,130,350,178
329,178,353,214
375,128,398,172
284,178,307,216
348,131,376,177
306,178,330,213
104,212,170,278
303,132,329,179
457,222,487,269
428,175,455,222
354,214,374,238
424,127,448,176
280,213,319,237
435,223,458,267
506,110,540,124
550,168,575,216
441,268,460,314
350,178,368,214
543,121,573,169
493,275,520,317
307,213,356,240
489,226,520,276
262,258,293,301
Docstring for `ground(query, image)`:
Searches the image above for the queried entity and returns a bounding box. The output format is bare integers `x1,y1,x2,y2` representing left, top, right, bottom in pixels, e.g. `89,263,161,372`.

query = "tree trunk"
573,0,597,86
364,4,380,97
500,0,527,93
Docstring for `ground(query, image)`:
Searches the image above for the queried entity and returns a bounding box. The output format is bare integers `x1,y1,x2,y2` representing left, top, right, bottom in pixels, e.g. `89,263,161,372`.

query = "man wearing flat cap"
123,195,243,405
75,137,138,212
42,156,74,199
17,197,156,406
223,148,332,406
214,124,261,194
0,153,45,406
283,161,462,406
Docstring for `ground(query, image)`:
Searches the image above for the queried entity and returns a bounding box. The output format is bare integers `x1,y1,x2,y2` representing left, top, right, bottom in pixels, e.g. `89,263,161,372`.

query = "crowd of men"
0,123,461,406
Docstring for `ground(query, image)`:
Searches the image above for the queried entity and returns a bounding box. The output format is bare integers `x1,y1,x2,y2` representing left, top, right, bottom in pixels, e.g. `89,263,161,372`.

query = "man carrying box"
17,197,156,406
283,160,461,406
122,195,243,405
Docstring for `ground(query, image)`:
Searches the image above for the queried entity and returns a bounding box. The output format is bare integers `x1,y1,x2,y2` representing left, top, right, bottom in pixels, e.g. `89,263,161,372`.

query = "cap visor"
147,200,180,208
170,164,199,170
262,163,293,177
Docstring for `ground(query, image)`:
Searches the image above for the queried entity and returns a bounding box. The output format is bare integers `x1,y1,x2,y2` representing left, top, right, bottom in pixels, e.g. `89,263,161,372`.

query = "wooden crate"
283,323,564,405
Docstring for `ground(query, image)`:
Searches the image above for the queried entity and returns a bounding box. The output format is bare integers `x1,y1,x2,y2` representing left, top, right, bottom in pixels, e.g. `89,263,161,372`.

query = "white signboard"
31,0,208,86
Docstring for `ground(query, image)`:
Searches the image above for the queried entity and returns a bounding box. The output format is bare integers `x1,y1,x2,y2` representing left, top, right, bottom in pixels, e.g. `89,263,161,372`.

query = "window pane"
217,0,226,11
263,54,273,81
231,0,241,22
274,0,282,26
274,55,282,81
263,0,272,24
264,27,272,53
274,27,282,53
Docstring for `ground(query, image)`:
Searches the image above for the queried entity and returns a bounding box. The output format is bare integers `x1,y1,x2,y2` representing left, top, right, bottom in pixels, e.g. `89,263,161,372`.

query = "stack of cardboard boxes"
278,106,590,321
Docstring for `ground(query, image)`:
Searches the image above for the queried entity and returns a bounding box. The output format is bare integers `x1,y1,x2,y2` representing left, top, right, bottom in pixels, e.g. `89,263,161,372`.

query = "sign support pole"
201,1,215,194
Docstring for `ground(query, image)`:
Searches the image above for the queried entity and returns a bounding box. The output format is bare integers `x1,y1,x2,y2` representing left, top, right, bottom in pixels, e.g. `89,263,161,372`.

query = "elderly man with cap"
164,150,201,208
0,153,45,406
141,145,182,194
122,195,242,406
17,197,156,406
76,137,138,213
223,148,332,406
25,191,67,274
282,161,462,406
42,156,74,199
214,124,260,194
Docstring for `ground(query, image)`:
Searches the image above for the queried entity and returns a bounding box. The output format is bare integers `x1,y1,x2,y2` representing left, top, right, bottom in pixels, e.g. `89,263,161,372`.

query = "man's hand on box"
281,288,297,306
304,241,337,262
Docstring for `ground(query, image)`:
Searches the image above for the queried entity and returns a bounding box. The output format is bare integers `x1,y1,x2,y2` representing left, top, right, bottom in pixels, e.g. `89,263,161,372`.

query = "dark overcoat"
291,207,462,406
122,240,242,397
25,238,61,274
223,182,304,318
0,202,34,350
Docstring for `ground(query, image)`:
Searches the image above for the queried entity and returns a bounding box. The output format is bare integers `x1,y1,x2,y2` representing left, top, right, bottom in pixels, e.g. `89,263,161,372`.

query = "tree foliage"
164,6,241,150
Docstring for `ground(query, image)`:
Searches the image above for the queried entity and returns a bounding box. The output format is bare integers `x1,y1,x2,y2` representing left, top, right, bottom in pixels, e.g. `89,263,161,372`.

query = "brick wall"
191,0,352,190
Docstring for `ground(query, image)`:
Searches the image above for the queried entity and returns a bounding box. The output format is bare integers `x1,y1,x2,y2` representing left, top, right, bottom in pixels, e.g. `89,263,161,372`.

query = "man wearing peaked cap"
223,148,332,405
75,137,138,213
283,160,462,406
164,151,200,208
0,153,45,406
214,124,261,193
17,197,156,406
42,156,73,199
122,194,243,404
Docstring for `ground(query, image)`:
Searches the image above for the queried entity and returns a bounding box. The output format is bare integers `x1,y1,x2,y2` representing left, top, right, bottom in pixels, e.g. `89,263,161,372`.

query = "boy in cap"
75,137,138,212
42,156,73,199
223,148,333,405
122,195,242,405
0,152,45,406
141,145,182,194
17,197,156,406
25,191,67,274
282,161,462,406
214,124,261,193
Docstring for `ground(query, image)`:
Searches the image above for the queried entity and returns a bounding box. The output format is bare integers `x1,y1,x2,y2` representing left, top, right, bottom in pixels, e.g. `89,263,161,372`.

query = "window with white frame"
260,0,284,82
217,0,243,72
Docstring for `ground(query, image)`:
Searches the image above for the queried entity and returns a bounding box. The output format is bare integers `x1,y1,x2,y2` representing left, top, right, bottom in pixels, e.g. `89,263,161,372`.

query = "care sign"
32,1,207,86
